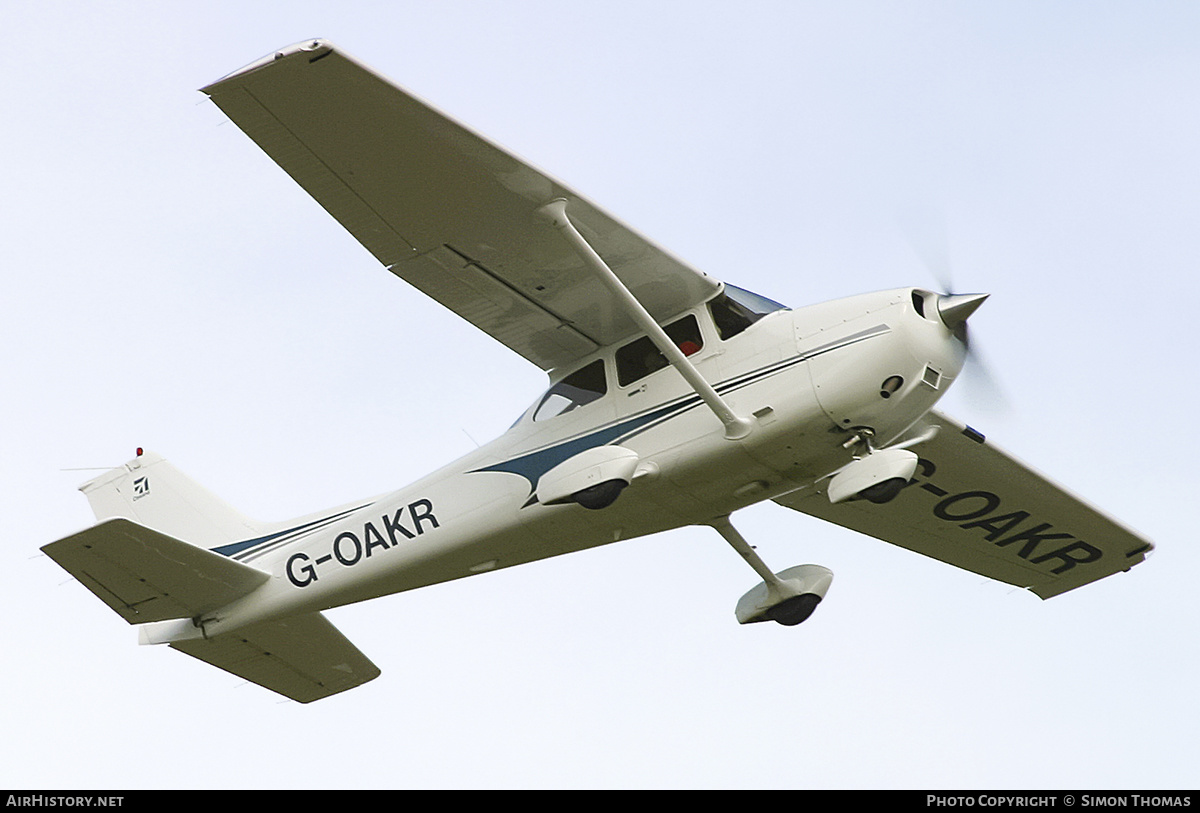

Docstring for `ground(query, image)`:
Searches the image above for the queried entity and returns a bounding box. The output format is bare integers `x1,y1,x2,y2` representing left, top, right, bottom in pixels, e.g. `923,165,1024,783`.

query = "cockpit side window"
532,359,607,421
615,314,703,387
708,283,787,340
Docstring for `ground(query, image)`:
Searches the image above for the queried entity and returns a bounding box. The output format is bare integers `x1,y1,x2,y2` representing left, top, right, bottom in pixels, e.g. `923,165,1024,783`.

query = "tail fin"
50,451,381,703
78,450,261,550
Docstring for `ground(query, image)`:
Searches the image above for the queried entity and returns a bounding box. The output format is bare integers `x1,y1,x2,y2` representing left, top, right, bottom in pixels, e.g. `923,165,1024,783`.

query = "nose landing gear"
709,516,833,626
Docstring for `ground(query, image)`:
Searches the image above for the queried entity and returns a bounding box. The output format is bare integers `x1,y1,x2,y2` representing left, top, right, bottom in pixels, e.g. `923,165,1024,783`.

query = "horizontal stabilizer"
41,518,268,624
170,613,380,703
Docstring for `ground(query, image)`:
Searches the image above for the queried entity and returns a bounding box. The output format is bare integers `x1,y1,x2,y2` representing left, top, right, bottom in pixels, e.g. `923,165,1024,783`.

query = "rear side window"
616,315,703,387
533,360,607,421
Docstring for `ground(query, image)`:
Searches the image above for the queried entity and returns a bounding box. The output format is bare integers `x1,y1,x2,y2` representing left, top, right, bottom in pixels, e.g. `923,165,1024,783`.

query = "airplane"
42,40,1154,703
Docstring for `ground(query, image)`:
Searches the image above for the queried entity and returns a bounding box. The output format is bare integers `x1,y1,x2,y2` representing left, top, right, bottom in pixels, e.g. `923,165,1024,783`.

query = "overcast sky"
4,1,1197,790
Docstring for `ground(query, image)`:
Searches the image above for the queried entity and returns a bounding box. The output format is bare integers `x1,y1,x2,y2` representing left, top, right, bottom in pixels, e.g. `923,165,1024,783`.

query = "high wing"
201,39,720,372
773,412,1154,599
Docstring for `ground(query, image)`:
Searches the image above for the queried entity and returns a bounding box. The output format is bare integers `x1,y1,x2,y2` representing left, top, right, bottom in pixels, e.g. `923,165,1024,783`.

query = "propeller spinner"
936,292,989,332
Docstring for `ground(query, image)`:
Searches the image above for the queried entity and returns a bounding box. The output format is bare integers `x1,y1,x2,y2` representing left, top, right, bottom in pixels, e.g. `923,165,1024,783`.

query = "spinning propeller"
901,215,1007,412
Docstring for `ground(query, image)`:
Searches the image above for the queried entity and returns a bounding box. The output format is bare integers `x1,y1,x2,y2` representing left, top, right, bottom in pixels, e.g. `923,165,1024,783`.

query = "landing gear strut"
709,516,833,626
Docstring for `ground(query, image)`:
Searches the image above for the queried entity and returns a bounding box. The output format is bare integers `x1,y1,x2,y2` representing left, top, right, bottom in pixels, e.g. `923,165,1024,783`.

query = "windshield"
708,284,787,339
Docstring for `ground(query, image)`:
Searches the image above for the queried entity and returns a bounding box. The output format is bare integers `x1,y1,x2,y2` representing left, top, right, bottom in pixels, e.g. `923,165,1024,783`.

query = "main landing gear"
709,516,833,626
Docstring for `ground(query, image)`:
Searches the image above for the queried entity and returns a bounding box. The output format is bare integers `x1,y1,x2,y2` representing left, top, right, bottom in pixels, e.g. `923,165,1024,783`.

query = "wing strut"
538,199,753,440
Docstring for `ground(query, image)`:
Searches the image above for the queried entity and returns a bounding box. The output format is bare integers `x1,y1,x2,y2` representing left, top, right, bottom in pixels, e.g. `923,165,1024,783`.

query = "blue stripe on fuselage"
473,325,890,493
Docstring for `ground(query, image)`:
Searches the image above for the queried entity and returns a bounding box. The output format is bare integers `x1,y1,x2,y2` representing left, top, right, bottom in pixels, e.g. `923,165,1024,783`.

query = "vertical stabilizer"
79,450,261,550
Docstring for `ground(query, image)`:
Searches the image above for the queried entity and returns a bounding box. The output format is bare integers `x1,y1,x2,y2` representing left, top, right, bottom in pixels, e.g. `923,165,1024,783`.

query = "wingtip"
201,39,334,93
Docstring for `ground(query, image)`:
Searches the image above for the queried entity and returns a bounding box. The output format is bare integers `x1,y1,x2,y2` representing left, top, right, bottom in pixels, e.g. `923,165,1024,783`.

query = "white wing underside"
202,39,720,373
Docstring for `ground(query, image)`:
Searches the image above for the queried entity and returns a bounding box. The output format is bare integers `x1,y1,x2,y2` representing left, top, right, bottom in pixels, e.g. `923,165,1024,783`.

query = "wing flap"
41,518,269,623
202,40,719,371
399,244,600,366
774,412,1153,598
170,612,380,703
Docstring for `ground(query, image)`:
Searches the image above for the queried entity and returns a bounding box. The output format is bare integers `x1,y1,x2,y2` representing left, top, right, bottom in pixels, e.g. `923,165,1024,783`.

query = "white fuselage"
194,286,966,639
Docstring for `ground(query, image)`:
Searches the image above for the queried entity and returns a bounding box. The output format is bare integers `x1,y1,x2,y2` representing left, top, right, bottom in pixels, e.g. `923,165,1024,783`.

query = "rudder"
79,449,261,550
